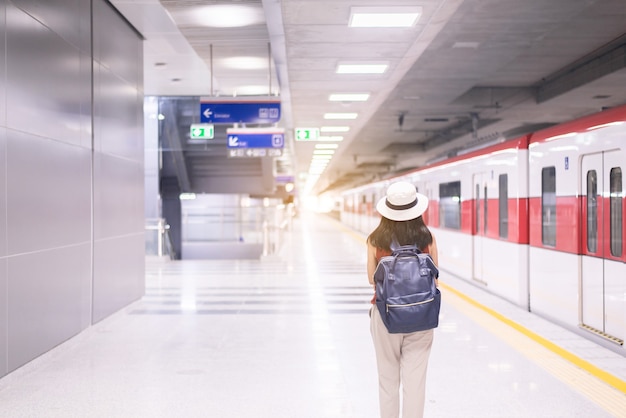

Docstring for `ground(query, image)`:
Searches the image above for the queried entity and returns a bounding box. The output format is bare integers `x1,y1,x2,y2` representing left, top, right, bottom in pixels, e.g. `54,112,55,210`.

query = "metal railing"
145,218,176,259
181,203,294,257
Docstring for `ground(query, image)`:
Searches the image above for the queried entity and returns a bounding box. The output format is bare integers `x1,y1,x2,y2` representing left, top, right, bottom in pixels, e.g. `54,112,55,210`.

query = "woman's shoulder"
375,247,392,259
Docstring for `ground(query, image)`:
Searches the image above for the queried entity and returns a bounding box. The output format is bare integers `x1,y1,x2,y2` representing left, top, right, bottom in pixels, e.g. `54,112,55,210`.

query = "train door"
580,151,623,342
472,173,488,284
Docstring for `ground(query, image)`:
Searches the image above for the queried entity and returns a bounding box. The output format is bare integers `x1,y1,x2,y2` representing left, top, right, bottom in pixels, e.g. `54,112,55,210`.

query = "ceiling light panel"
329,93,370,102
320,126,350,133
174,5,265,28
349,7,422,28
336,63,388,74
324,113,358,119
317,136,344,141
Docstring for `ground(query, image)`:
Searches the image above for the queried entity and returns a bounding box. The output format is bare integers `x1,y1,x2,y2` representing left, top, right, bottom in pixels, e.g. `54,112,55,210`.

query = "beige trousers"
370,306,434,418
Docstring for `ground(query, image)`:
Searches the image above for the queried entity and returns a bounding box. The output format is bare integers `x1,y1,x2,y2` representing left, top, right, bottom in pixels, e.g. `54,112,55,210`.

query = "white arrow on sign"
228,136,239,147
203,108,213,119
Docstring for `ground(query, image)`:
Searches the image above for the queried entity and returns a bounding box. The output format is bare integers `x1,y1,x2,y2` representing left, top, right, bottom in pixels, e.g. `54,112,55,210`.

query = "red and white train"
340,104,626,354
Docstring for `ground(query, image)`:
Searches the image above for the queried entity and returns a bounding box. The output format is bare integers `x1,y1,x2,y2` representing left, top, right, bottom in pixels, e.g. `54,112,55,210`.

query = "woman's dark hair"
367,216,432,251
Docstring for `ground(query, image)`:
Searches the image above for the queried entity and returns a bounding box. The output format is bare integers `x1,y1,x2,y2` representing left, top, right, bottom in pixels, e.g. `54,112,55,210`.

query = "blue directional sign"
200,101,281,124
226,129,285,149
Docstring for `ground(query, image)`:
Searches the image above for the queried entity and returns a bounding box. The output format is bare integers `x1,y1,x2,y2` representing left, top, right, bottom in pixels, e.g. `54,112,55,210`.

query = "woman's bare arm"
367,241,378,286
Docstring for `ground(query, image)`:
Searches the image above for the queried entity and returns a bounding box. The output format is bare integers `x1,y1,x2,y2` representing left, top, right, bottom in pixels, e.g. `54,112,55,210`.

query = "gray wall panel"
93,234,145,323
0,0,6,126
0,128,6,257
93,0,141,86
7,243,91,372
11,0,90,53
0,258,7,377
0,0,144,378
79,52,93,149
93,65,143,160
5,4,83,146
93,153,144,240
6,130,91,255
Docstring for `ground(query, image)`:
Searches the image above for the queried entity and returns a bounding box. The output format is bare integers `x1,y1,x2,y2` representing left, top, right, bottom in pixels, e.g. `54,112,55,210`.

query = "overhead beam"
536,34,626,103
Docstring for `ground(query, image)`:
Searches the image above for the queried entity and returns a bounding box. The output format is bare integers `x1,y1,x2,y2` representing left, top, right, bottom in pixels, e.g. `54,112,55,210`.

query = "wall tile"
0,128,6,257
6,130,91,255
93,153,144,240
5,4,84,146
92,234,145,323
7,244,91,372
0,258,7,378
11,0,90,53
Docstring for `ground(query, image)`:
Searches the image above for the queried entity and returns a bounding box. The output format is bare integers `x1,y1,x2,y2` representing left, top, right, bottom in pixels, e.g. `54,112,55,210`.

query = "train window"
439,181,461,229
475,184,480,233
484,185,488,234
586,170,598,253
541,167,556,246
499,174,508,238
610,167,623,257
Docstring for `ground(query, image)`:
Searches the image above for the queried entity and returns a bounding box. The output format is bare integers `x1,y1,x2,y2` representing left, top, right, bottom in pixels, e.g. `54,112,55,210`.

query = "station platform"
0,212,625,417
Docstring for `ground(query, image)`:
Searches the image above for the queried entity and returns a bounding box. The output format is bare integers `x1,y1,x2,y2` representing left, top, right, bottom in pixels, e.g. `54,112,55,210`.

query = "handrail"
145,218,176,259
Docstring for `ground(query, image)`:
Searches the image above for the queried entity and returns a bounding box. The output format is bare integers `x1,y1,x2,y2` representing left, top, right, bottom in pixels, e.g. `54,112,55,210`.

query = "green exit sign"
190,123,214,139
295,127,320,141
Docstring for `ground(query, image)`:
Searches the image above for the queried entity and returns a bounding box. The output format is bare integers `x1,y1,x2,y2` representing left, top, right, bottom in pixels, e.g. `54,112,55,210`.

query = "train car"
342,135,531,308
340,103,626,354
527,105,626,348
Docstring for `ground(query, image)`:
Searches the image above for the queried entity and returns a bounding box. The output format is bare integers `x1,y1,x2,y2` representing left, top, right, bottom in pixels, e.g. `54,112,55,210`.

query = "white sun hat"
376,181,429,221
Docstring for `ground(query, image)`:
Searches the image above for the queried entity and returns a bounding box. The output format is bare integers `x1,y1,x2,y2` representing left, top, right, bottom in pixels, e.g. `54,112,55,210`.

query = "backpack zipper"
386,297,434,312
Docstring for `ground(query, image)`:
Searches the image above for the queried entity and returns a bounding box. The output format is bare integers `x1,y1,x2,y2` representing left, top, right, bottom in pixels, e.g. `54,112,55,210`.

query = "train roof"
529,103,626,145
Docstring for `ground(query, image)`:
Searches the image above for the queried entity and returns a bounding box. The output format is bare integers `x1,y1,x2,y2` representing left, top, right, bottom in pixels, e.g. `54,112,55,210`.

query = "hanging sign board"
200,98,281,124
226,128,284,149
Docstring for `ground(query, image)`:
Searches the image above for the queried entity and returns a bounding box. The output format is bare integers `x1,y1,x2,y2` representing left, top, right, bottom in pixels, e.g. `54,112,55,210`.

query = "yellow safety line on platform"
440,282,626,396
442,284,626,417
330,216,626,398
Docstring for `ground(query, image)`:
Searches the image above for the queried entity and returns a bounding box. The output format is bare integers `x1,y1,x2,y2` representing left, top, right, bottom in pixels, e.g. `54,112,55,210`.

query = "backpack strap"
391,244,421,256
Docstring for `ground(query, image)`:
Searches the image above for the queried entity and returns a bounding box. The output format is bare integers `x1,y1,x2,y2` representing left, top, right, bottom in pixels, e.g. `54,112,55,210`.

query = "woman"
367,181,439,418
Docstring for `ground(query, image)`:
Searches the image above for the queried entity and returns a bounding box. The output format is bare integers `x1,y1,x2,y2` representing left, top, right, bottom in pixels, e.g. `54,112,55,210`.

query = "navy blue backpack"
374,245,441,333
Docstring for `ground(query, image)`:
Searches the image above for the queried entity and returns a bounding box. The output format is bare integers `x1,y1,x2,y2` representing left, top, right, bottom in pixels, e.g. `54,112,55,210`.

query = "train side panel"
528,106,626,348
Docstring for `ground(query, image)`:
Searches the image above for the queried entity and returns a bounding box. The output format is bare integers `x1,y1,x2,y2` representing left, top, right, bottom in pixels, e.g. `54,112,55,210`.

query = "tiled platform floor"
0,213,624,417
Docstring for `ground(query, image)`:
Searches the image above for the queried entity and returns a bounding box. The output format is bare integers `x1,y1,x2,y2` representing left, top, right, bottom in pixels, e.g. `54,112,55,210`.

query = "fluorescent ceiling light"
336,64,388,74
175,5,265,28
314,150,335,155
315,144,339,149
329,93,370,102
349,7,422,28
318,136,344,142
220,56,267,70
320,126,350,133
233,85,272,95
324,113,358,120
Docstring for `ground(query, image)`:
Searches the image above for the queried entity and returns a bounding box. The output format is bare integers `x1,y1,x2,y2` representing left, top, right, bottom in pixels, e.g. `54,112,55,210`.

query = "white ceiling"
111,0,626,196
